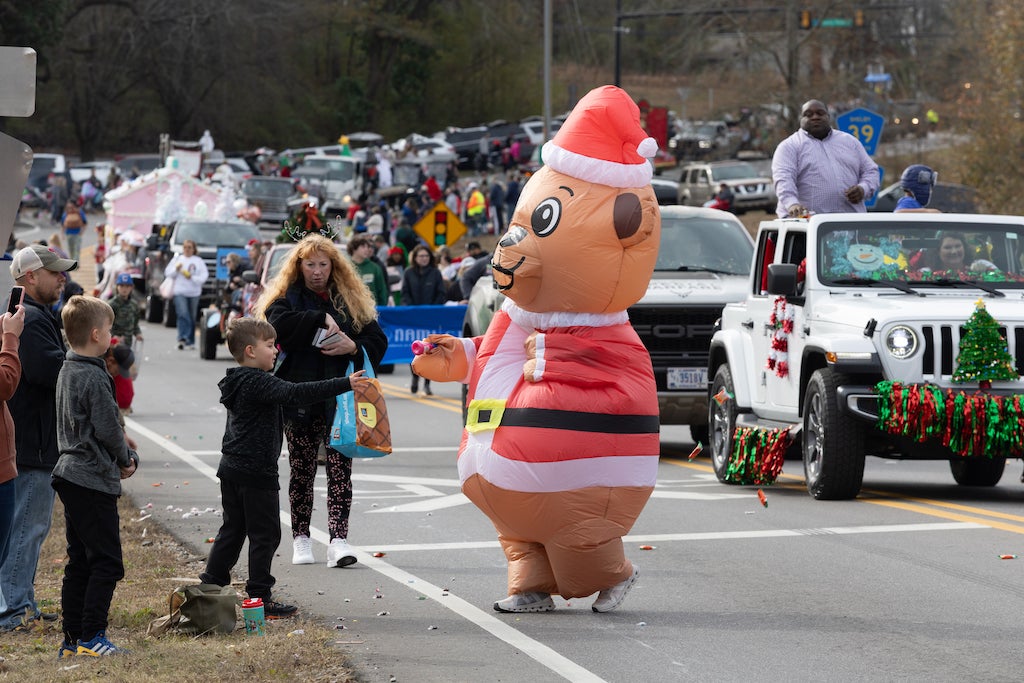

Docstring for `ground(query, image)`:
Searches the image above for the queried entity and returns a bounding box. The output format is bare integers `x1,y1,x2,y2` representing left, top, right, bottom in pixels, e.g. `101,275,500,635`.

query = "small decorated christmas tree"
951,299,1018,388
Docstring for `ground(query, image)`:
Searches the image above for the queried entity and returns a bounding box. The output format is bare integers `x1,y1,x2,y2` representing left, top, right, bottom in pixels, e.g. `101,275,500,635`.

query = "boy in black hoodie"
198,318,366,617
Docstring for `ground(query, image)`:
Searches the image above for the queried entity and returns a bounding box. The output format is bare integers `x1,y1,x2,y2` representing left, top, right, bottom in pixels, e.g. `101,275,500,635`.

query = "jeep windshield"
656,214,753,275
818,221,1024,288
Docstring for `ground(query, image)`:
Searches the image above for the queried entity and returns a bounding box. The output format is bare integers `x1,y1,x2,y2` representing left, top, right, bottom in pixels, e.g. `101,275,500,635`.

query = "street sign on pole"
836,108,885,156
413,201,467,248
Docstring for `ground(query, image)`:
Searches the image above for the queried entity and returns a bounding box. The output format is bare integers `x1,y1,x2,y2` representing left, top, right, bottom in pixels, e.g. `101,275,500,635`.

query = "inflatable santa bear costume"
413,85,661,614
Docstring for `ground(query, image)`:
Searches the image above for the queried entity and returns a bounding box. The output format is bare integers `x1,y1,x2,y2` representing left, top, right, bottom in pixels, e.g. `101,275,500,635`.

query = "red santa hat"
542,85,657,189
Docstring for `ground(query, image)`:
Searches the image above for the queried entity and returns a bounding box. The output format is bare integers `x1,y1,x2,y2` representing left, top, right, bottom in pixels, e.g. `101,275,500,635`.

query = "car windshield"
711,163,759,180
176,222,261,248
656,215,754,275
392,164,422,185
298,158,356,182
818,221,1024,287
242,179,294,197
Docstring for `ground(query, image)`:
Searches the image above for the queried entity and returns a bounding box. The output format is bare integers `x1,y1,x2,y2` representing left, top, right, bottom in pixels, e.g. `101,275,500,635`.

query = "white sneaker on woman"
292,535,315,565
327,538,357,568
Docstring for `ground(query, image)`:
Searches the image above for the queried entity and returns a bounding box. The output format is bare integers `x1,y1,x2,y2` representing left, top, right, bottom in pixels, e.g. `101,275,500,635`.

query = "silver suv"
677,160,775,214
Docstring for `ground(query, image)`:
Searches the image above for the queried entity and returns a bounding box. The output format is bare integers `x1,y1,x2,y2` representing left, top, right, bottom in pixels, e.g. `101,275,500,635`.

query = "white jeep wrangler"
708,213,1024,500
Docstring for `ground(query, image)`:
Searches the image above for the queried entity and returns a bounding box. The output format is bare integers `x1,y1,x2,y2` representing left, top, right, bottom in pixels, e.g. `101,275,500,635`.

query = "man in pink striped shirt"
772,99,879,217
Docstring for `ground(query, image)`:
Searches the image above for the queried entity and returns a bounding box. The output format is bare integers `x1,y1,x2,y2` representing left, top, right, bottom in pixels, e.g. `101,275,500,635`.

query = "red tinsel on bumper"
874,381,1024,458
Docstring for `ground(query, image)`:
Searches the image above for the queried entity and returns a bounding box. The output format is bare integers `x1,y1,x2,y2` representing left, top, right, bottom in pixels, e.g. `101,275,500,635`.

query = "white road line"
361,522,987,553
125,418,604,683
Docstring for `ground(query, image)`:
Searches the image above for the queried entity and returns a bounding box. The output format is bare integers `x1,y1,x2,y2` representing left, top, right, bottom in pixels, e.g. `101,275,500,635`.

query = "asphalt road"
11,204,1024,682
114,315,1024,683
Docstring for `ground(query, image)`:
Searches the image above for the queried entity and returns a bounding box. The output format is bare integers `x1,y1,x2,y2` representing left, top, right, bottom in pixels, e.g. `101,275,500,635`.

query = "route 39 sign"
836,108,884,156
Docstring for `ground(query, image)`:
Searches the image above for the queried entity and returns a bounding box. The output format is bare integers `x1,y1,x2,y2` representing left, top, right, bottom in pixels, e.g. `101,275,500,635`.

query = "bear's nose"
499,225,528,248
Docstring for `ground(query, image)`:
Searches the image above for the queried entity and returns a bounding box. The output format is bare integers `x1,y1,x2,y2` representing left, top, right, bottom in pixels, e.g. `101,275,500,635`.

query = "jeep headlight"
885,325,918,359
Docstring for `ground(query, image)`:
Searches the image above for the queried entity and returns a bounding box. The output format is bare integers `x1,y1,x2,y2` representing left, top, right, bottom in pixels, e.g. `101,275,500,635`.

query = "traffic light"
799,10,812,29
854,9,865,27
432,209,449,246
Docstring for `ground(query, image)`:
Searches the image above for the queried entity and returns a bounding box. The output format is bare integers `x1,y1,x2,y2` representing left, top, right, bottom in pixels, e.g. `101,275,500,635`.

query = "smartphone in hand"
6,286,24,315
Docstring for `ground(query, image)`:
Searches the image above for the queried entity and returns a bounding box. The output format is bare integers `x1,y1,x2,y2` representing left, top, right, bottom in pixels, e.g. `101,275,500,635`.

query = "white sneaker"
592,565,639,613
326,538,357,568
493,592,555,613
292,535,315,565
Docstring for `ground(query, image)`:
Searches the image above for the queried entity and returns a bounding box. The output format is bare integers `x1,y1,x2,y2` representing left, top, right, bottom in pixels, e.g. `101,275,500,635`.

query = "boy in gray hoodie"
198,318,367,618
52,296,139,657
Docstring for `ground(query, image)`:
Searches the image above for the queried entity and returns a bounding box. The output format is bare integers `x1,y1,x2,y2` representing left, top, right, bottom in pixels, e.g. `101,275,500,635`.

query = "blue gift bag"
329,350,391,458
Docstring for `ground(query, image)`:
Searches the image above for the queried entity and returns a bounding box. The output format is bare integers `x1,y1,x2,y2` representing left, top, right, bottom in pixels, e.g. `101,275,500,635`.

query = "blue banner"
377,305,467,364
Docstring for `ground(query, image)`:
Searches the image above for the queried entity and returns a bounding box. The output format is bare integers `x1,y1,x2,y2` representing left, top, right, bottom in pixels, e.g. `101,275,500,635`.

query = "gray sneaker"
592,565,639,613
493,592,555,613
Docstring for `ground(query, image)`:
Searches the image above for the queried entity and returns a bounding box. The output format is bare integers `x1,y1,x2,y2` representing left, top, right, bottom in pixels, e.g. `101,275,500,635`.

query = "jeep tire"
803,368,865,500
949,457,1005,487
709,364,737,483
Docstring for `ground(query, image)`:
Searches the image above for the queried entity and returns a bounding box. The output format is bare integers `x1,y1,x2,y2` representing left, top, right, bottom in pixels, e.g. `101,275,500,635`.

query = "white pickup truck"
708,213,1024,499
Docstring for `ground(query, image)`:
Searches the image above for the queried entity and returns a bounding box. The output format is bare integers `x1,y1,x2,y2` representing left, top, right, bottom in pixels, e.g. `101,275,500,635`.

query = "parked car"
669,120,741,162
650,177,680,206
464,205,754,441
868,181,979,214
439,126,489,169
240,176,301,229
69,160,115,186
27,152,68,191
116,154,162,179
677,160,775,213
290,154,364,216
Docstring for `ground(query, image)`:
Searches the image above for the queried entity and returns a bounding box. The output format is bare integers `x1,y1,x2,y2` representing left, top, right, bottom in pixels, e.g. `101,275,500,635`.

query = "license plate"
667,367,707,390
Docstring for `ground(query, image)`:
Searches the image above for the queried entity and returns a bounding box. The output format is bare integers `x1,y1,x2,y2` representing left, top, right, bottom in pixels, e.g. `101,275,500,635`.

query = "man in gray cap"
0,244,77,631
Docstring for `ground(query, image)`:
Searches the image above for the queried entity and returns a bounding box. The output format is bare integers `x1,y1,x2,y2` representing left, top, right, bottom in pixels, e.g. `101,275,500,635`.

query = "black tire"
949,458,1005,487
803,368,865,500
146,294,163,323
199,314,219,360
461,382,469,426
709,364,738,483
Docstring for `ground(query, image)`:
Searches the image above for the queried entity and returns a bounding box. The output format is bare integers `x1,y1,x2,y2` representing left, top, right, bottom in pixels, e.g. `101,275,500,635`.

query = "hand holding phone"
7,286,24,315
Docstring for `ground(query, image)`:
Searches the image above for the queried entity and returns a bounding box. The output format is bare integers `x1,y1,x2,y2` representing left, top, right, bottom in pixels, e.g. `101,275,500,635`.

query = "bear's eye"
531,197,561,237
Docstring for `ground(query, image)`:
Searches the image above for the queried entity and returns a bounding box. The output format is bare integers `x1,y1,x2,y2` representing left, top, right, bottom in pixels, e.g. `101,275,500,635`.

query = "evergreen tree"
952,299,1018,384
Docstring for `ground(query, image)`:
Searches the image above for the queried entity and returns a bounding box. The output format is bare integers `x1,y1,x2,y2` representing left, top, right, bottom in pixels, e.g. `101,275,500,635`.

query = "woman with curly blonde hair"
256,234,388,569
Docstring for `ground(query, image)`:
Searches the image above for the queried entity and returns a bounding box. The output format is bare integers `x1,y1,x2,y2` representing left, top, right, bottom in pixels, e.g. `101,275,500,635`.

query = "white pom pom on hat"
542,85,656,189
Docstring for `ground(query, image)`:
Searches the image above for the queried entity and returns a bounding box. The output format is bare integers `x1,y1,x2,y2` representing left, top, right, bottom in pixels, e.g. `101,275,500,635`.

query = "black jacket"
401,266,447,305
218,366,354,489
9,294,66,470
266,283,388,422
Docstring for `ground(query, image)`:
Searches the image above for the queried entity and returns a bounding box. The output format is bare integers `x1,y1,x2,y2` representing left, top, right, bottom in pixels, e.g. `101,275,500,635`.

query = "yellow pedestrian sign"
414,201,466,248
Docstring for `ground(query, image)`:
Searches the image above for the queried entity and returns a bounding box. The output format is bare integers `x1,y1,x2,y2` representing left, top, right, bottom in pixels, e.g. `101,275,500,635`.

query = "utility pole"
614,0,622,87
543,0,552,143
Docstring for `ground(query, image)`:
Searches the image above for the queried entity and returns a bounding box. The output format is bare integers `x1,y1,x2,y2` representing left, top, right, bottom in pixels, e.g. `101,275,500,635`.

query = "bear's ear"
613,194,642,240
615,191,658,249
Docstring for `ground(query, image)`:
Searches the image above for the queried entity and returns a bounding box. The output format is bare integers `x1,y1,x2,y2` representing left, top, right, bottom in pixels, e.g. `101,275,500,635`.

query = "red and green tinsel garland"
724,426,792,485
874,381,1024,458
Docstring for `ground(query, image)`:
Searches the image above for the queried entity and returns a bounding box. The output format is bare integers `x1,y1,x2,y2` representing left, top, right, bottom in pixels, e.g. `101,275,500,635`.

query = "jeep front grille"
920,324,1024,377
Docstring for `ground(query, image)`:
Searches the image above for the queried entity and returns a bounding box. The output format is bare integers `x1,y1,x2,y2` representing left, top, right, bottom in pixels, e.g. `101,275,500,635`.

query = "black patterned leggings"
284,414,353,541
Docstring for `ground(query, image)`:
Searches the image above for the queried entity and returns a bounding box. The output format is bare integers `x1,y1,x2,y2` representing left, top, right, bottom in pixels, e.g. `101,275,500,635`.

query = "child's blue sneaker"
57,639,76,659
76,631,128,657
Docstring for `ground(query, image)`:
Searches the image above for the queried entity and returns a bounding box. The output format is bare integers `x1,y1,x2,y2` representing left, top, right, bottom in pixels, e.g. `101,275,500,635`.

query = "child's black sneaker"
264,599,298,619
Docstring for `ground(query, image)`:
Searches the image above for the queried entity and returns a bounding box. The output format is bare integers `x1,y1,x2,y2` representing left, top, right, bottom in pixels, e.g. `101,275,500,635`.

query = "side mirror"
767,263,799,296
241,270,258,284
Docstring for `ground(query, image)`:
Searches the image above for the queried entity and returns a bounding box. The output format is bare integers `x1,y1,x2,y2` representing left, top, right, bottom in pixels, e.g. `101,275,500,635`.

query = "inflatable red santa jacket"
413,85,661,613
